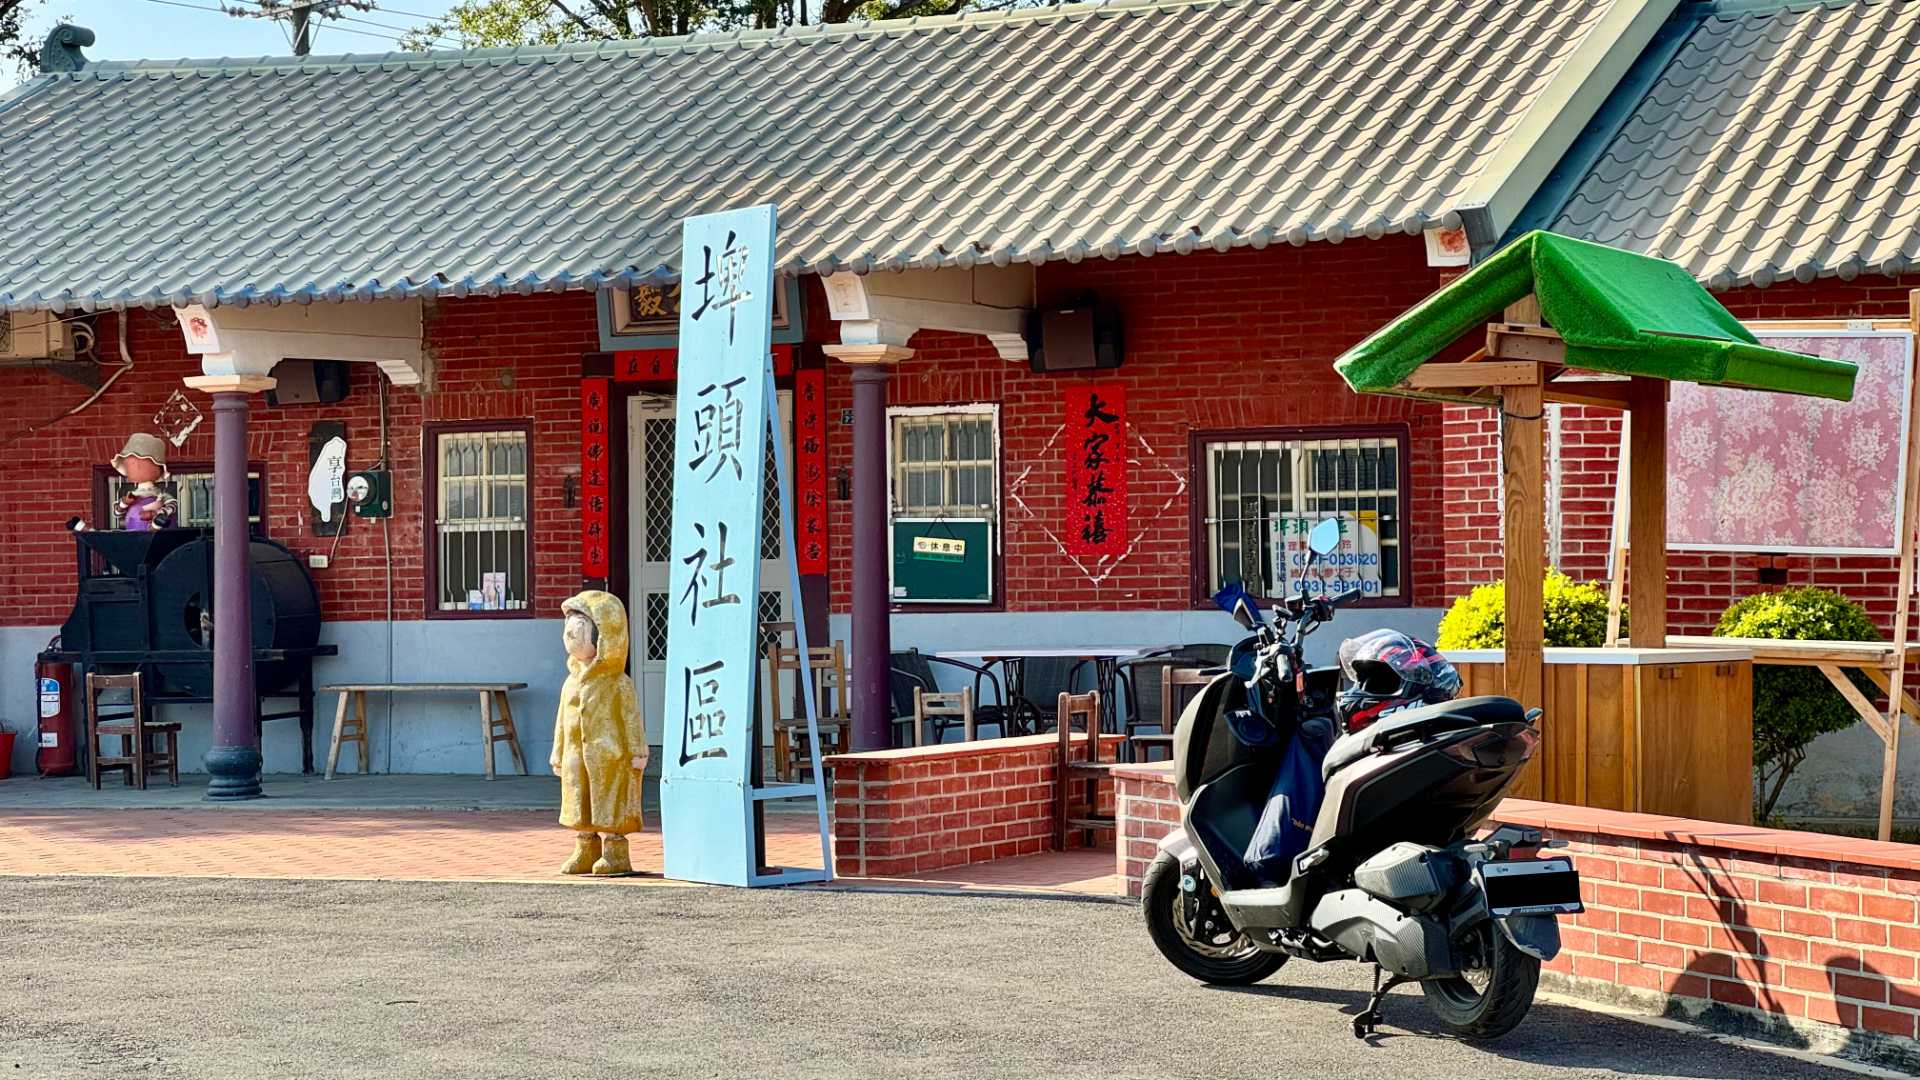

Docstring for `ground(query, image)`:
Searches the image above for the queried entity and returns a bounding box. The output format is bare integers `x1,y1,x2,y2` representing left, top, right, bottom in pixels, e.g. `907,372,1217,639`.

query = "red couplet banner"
795,367,830,575
1064,382,1129,558
579,378,612,580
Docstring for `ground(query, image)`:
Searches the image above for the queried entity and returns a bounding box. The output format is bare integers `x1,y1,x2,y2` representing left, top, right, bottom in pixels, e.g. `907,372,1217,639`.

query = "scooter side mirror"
1231,597,1258,630
1307,518,1343,562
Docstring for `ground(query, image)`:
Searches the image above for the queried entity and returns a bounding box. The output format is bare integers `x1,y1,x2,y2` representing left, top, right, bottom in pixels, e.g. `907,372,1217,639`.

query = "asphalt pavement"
0,877,1859,1079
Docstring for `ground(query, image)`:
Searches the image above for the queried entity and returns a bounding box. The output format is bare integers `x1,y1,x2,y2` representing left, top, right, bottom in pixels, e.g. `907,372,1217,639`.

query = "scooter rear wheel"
1142,851,1287,986
1421,922,1540,1040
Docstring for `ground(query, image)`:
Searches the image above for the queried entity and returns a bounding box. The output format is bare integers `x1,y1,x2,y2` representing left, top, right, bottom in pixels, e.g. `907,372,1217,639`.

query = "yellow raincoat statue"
552,590,648,875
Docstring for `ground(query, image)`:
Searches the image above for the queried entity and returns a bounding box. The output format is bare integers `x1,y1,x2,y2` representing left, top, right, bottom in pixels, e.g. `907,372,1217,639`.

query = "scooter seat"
1322,695,1528,780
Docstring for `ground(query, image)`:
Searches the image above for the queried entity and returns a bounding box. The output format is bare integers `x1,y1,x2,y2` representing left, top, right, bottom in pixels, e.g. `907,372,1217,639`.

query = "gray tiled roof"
0,0,1623,312
1553,0,1920,290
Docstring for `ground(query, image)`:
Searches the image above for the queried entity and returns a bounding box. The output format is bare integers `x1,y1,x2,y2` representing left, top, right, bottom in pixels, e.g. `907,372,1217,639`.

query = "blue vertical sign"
660,205,833,886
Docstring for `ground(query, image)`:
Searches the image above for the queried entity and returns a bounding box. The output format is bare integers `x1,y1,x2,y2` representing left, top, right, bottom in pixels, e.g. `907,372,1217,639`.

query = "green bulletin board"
891,518,993,604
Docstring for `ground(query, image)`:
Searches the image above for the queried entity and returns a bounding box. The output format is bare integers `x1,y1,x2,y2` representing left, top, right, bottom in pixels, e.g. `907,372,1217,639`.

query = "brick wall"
1440,275,1920,638
4,237,1461,629
1113,764,1920,1062
826,733,1121,878
1115,762,1181,897
824,238,1456,614
1501,800,1920,1062
0,293,595,626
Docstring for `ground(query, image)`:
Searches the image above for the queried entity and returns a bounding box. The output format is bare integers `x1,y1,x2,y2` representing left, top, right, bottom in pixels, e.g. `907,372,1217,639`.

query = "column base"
203,745,263,800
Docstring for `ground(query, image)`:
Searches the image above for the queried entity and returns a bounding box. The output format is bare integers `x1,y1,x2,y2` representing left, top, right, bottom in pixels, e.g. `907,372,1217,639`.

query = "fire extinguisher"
35,640,79,777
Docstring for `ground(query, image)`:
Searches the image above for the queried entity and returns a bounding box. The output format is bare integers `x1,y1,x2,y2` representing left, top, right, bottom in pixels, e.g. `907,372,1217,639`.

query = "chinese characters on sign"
615,346,795,383
1269,513,1384,598
795,367,829,575
911,535,967,563
1063,383,1130,558
690,229,754,345
579,378,611,580
660,205,830,887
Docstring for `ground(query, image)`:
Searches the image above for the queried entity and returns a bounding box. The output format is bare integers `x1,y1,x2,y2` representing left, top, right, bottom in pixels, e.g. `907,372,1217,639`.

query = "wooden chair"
765,641,851,782
908,686,974,746
86,671,180,790
1055,690,1119,850
1132,666,1214,763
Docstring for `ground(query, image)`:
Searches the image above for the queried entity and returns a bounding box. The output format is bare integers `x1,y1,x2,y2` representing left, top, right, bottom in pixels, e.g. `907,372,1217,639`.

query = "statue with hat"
111,433,177,532
552,590,649,876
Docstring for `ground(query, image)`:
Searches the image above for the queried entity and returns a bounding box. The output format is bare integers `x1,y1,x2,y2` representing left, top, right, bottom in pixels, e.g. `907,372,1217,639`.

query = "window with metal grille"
890,408,997,520
1196,431,1405,602
429,425,531,615
93,464,266,535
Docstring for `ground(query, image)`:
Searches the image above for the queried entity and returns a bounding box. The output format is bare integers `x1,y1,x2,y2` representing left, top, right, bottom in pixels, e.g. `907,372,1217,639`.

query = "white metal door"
628,390,793,744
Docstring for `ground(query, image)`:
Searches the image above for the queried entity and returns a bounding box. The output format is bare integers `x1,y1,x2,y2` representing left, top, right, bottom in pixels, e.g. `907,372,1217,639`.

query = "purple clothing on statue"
117,492,176,531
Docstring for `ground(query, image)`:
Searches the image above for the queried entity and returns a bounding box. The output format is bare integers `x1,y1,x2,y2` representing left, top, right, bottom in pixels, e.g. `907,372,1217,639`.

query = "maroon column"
849,363,892,750
204,390,262,799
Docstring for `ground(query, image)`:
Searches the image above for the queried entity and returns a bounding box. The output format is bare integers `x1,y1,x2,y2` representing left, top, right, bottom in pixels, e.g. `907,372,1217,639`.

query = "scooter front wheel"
1142,851,1287,985
1422,922,1540,1040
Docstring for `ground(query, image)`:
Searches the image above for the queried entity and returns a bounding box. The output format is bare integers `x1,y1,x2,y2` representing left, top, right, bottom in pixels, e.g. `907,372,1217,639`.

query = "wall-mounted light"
562,472,580,509
834,466,852,501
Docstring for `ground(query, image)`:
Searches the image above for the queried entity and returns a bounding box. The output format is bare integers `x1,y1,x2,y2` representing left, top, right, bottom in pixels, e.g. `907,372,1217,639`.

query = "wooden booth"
1333,232,1862,827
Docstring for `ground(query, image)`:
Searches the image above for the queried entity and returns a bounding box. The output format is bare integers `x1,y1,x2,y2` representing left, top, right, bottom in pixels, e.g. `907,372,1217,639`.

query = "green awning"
1333,231,1858,401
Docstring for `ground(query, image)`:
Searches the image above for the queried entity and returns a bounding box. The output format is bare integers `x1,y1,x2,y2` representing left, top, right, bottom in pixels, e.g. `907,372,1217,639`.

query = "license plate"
1480,857,1583,916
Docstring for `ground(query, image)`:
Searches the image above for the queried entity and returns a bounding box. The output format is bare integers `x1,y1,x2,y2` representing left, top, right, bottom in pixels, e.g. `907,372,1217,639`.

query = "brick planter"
1113,765,1920,1064
827,733,1121,879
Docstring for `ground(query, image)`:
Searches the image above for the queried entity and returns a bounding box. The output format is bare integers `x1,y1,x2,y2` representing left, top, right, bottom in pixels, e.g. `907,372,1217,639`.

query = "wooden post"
1605,416,1631,647
1879,292,1920,839
1627,377,1667,649
1503,375,1546,711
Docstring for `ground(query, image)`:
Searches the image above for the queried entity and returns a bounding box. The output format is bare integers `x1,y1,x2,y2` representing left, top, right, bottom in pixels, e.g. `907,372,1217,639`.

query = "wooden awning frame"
1443,295,1920,841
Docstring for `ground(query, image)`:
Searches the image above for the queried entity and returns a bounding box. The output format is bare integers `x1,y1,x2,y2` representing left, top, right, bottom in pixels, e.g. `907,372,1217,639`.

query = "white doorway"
627,390,794,745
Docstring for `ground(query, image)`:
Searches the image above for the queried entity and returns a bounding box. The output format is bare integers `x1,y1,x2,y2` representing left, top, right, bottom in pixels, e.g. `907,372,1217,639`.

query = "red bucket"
0,731,14,780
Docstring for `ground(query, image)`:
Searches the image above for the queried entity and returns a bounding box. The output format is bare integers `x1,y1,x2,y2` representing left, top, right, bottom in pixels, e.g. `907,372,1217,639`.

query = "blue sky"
18,0,460,70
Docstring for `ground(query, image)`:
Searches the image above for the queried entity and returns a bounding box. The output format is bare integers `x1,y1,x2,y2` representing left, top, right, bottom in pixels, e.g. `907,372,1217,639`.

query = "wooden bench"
321,683,529,780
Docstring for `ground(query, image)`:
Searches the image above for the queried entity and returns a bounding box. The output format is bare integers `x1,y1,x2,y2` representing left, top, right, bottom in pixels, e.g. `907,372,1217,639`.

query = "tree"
1716,587,1882,821
399,0,1042,50
1,0,45,76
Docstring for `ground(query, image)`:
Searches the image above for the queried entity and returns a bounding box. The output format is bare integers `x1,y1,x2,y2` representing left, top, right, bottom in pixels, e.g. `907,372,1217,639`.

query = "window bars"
436,429,530,612
1202,435,1402,598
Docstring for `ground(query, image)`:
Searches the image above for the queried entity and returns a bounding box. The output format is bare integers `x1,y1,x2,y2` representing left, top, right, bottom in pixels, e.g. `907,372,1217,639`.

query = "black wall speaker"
267,359,350,405
1026,299,1123,373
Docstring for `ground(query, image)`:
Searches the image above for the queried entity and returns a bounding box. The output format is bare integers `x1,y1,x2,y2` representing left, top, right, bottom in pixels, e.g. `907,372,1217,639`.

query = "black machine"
41,529,337,773
1141,521,1580,1042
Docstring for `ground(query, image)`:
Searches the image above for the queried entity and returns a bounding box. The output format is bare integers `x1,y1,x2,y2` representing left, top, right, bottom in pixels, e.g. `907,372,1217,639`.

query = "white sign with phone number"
1270,513,1383,597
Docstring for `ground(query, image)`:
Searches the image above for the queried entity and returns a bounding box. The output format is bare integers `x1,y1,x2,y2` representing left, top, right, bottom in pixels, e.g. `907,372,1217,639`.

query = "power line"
365,2,451,20
225,0,457,50
133,0,453,53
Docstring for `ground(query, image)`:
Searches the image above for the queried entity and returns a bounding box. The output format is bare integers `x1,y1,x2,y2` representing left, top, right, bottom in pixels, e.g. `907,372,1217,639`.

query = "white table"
935,646,1173,733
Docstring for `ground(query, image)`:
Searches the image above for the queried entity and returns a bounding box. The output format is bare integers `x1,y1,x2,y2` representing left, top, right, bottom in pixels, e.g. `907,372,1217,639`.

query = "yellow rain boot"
561,832,601,875
592,834,633,876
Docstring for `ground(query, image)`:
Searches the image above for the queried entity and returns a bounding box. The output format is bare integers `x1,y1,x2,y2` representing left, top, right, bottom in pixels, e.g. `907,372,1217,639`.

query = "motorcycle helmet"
1336,629,1460,733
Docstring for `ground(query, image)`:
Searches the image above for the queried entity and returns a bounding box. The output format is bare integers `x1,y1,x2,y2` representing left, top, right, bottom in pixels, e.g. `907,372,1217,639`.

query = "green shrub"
1716,587,1880,819
1435,568,1616,649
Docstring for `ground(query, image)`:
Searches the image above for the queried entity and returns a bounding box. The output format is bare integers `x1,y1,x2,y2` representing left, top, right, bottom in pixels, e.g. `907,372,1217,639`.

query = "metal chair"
1172,642,1232,668
1131,666,1214,762
888,650,1028,745
1116,656,1208,760
1016,656,1093,733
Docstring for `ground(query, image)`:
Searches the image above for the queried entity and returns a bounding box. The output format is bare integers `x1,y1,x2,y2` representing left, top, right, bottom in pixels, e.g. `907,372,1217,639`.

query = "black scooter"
1142,523,1581,1040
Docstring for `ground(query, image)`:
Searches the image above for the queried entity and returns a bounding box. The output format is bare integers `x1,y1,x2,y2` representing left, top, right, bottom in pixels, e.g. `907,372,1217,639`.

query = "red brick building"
4,0,1918,818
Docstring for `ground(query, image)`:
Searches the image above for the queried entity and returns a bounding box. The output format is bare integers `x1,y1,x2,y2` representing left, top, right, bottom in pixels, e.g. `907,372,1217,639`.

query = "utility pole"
289,1,311,55
223,1,375,57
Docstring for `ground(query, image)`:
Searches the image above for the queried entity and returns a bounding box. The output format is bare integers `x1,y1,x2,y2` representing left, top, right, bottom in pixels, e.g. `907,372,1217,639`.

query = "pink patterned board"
1667,331,1912,554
